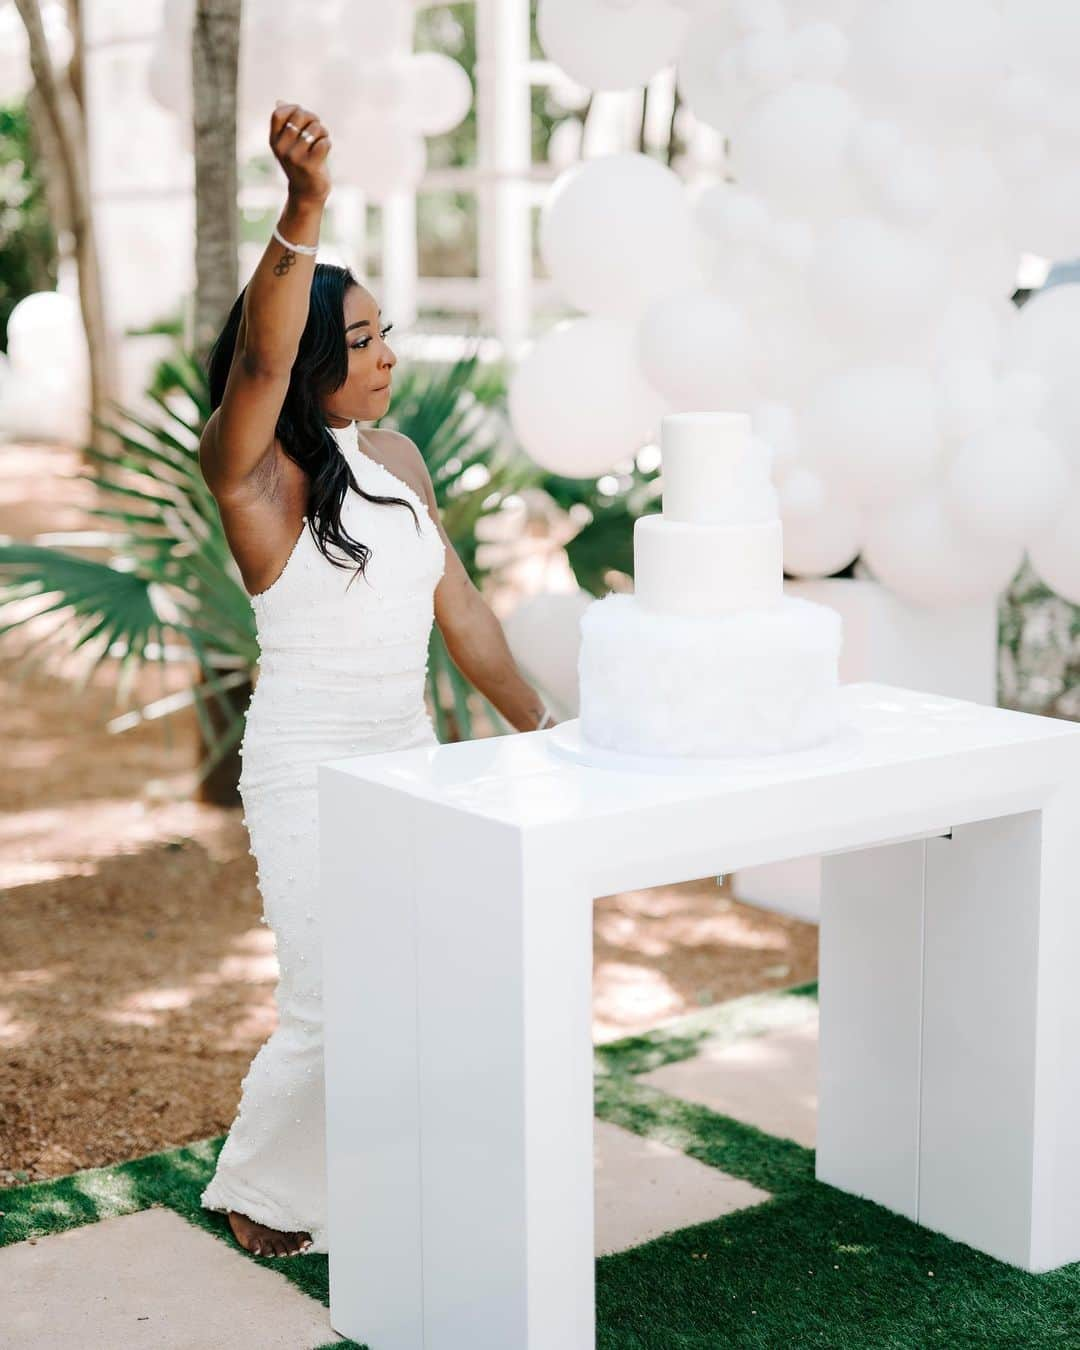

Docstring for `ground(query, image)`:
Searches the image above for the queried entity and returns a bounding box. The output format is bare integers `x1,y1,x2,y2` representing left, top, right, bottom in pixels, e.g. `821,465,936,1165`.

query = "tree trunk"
14,0,114,454
191,0,241,367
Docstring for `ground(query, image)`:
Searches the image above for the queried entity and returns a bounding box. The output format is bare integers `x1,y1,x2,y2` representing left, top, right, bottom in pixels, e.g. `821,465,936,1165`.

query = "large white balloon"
1028,474,1080,605
1010,284,1080,466
503,590,594,716
401,53,473,136
944,424,1070,546
810,216,945,354
1008,169,1080,261
537,0,688,91
509,318,667,477
731,82,859,215
847,0,1006,120
540,154,698,320
937,359,997,441
637,288,757,408
781,474,862,578
791,22,849,81
932,295,1015,366
1001,0,1080,90
863,491,1023,607
677,10,749,130
804,364,943,506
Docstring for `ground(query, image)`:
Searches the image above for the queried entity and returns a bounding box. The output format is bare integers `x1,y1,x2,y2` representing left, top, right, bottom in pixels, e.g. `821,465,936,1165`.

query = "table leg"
919,789,1080,1271
818,784,1080,1272
817,838,927,1218
411,811,596,1348
321,774,595,1347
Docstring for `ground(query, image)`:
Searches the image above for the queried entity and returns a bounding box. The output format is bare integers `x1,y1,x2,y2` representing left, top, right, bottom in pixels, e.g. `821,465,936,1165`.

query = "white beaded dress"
200,420,445,1252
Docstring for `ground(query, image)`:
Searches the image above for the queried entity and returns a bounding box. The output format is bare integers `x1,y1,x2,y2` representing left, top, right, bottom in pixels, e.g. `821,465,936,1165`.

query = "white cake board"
545,718,864,778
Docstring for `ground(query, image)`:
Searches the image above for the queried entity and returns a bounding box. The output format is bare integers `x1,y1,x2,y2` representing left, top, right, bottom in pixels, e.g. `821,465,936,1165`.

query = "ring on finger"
300,130,316,143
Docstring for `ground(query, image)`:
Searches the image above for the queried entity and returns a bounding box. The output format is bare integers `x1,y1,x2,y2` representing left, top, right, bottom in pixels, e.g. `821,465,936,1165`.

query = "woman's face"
323,285,396,425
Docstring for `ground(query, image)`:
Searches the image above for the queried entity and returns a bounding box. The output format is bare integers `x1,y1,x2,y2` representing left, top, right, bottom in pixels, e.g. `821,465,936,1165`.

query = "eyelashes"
351,322,394,350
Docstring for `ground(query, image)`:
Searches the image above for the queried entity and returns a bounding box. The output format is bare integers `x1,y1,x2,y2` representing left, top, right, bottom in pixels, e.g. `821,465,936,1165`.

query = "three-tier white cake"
578,411,843,758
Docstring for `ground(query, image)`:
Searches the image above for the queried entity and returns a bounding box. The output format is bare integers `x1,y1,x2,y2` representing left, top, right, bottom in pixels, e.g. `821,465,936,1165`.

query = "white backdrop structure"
512,0,1080,609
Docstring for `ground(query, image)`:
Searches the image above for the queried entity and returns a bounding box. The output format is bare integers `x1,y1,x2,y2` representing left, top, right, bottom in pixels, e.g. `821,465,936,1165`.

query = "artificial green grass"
6,974,1080,1348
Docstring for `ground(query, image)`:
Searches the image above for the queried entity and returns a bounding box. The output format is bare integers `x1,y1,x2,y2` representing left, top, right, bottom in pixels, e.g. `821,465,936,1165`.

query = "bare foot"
228,1209,312,1258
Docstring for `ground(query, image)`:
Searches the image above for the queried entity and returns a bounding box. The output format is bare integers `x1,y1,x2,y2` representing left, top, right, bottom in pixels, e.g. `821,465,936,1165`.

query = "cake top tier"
660,411,778,526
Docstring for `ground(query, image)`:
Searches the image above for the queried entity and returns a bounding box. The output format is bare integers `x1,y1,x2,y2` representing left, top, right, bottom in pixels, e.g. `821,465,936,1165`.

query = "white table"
318,683,1080,1349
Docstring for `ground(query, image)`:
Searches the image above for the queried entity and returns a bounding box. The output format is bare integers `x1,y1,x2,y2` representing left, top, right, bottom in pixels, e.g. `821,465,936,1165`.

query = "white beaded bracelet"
272,223,318,256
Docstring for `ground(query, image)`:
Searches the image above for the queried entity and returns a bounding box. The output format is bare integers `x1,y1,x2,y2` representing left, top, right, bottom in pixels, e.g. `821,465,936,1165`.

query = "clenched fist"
270,101,332,204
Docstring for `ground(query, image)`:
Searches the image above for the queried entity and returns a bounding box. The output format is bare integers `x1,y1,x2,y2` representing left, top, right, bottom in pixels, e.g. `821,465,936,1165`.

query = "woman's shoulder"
365,428,434,505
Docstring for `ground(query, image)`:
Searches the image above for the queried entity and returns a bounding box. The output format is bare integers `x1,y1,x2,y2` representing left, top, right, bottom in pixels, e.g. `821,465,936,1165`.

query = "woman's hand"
270,101,332,204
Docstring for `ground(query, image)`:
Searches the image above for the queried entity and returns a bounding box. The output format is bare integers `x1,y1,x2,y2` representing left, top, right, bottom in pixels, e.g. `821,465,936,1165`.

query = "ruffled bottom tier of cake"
578,592,843,757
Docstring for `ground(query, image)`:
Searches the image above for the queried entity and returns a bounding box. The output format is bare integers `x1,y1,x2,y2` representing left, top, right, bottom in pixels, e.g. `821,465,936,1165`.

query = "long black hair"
206,262,419,590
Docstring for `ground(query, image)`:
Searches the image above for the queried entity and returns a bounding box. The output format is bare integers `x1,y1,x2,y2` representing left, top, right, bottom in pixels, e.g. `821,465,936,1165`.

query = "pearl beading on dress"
200,420,446,1252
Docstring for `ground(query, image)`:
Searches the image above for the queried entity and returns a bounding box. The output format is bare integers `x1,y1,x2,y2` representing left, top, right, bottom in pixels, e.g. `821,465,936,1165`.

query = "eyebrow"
345,311,382,333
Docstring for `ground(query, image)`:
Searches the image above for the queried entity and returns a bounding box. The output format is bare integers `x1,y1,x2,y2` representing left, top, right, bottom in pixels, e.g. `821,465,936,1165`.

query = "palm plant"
0,344,537,801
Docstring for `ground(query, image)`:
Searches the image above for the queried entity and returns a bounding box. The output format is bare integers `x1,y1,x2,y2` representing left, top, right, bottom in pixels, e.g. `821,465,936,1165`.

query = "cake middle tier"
633,514,783,616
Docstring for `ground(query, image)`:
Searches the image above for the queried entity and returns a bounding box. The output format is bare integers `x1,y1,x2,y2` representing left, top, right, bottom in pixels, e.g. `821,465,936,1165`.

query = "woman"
198,101,556,1259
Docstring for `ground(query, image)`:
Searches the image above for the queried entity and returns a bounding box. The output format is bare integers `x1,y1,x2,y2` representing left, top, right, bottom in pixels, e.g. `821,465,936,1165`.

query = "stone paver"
2,1015,817,1346
0,1205,343,1349
639,1014,819,1149
594,1118,771,1255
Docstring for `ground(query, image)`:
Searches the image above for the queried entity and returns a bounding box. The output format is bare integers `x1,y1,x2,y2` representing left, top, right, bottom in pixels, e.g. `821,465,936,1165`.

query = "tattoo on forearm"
273,247,297,276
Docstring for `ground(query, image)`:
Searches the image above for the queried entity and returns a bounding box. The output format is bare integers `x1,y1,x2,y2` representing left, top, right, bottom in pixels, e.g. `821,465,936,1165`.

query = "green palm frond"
0,348,258,791
380,351,537,737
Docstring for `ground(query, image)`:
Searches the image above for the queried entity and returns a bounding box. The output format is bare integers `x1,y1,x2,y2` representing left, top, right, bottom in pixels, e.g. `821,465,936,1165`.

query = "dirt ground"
0,440,817,1185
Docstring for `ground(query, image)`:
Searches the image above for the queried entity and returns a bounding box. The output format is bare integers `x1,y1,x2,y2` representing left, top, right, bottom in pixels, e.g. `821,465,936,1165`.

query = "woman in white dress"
197,102,556,1259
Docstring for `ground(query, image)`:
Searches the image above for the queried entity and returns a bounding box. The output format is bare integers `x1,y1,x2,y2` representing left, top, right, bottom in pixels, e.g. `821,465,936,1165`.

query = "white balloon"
997,132,1051,184
810,216,945,353
944,424,1071,545
540,154,698,320
677,9,748,130
729,0,786,36
780,466,827,517
1010,284,1080,465
400,53,472,136
997,369,1049,425
1008,169,1080,260
767,218,815,268
335,117,427,198
863,491,1023,607
637,288,756,408
509,318,667,477
732,82,858,214
782,480,862,577
847,0,1006,119
791,22,848,81
503,590,594,715
736,29,794,93
692,183,771,245
1000,1,1080,90
751,400,800,465
859,139,941,227
804,364,944,507
932,295,1014,366
938,359,997,441
784,0,858,22
537,0,688,91
1028,473,1080,604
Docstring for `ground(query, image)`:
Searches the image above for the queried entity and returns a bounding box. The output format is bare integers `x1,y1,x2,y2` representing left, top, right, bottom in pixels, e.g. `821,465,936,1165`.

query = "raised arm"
199,101,332,499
